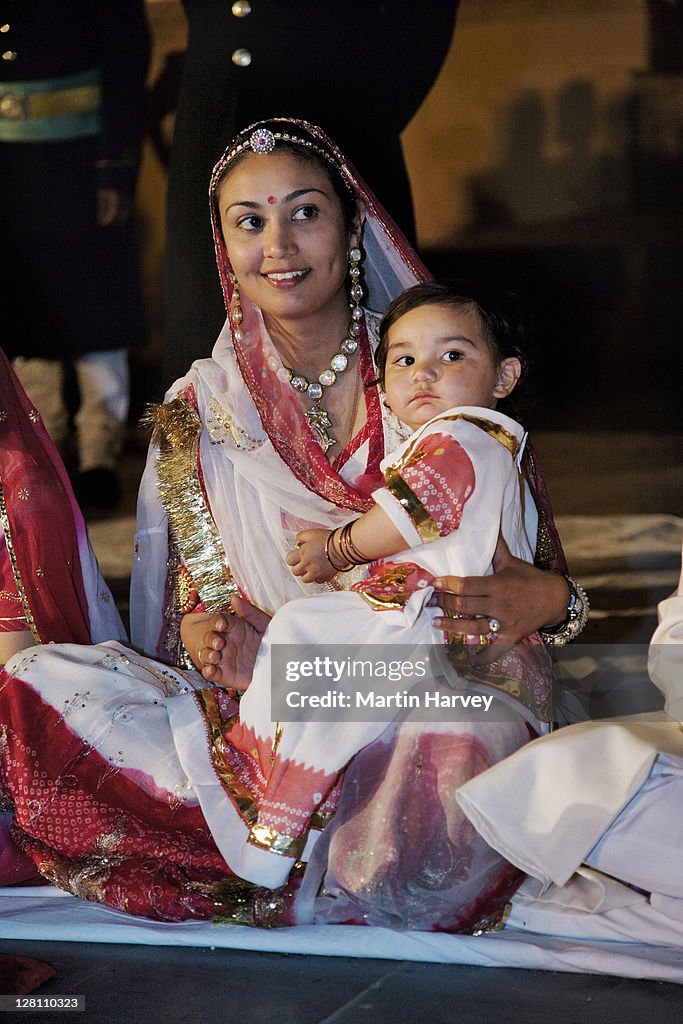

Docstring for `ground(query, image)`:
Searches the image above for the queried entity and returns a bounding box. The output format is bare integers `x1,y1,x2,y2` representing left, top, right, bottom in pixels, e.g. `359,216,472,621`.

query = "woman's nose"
263,219,296,258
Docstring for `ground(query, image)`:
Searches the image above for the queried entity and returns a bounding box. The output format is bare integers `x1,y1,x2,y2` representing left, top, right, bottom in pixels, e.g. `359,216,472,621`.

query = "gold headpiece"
210,118,350,193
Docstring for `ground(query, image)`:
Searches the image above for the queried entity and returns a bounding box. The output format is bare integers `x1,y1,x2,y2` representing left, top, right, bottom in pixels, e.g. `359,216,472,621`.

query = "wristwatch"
539,574,590,646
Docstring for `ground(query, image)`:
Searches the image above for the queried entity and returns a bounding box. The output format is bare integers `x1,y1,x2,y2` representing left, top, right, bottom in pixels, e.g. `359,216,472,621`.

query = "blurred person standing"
0,1,151,511
161,0,459,387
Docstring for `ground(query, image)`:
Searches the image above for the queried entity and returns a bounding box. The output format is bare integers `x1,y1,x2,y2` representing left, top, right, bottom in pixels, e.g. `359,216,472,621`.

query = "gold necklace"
345,358,362,447
285,321,359,452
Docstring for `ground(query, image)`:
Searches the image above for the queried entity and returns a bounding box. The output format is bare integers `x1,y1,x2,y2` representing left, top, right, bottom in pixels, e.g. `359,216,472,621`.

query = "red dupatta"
1,349,98,645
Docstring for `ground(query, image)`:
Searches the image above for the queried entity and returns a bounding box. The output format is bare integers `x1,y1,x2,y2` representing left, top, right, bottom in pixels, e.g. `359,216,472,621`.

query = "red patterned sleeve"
380,432,476,543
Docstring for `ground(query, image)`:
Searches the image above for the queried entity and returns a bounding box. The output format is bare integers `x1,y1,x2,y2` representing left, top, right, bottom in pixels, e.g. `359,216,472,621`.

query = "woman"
132,117,574,675
0,347,126,885
160,1,459,386
0,119,576,928
0,348,126,664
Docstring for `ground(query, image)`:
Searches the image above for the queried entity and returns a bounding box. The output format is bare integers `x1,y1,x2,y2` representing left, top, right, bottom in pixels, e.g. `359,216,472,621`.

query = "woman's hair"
213,119,358,231
375,278,534,417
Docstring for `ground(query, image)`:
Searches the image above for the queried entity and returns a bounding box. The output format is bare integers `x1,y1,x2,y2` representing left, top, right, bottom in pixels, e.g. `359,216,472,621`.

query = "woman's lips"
262,269,310,287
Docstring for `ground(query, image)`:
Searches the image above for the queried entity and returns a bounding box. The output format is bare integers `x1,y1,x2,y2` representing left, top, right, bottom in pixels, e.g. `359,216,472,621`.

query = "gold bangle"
325,528,353,572
344,521,372,564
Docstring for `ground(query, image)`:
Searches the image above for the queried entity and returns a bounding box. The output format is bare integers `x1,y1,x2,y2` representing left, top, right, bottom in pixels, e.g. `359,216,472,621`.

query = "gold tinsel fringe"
152,396,237,615
141,398,202,450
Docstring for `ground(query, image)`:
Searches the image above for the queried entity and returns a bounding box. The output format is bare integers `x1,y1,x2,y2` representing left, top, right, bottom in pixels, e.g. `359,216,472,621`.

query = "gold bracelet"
342,521,373,565
325,528,353,572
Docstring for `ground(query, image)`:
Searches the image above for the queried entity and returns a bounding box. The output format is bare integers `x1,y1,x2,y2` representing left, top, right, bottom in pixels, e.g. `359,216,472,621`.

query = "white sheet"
2,881,682,985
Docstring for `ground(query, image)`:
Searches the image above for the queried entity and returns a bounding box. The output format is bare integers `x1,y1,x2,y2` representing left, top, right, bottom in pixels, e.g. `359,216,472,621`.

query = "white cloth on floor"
456,713,683,891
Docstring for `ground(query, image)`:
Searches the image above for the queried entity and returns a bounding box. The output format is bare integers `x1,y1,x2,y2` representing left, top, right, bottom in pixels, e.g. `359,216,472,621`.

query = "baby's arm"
287,423,477,585
286,505,407,585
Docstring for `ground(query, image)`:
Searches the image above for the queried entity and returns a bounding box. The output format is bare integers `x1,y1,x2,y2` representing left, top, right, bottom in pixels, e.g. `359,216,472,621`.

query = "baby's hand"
285,528,337,583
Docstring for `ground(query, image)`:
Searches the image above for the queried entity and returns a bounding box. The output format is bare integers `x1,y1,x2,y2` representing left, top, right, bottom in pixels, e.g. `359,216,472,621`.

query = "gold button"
231,48,252,67
0,24,10,33
231,1,252,16
2,50,17,61
0,95,25,118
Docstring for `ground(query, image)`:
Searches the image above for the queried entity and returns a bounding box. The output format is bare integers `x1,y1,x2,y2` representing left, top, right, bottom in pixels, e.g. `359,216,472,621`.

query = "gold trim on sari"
144,397,239,614
197,689,333,860
0,481,41,644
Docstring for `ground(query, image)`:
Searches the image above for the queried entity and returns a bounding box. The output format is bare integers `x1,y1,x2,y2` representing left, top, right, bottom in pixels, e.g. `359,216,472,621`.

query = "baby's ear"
493,357,522,399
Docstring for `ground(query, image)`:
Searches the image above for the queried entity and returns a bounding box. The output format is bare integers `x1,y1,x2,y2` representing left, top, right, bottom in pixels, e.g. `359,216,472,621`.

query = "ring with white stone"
487,617,502,635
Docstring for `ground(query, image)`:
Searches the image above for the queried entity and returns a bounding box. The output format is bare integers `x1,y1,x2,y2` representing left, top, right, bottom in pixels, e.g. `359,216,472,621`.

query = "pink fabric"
0,812,44,886
308,725,527,931
0,348,93,645
0,671,242,921
395,433,475,537
0,953,56,995
524,439,567,572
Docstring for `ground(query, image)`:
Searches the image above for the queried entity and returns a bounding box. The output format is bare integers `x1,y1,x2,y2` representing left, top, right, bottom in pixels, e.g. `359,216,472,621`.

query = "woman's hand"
179,596,272,689
285,528,337,584
430,536,570,645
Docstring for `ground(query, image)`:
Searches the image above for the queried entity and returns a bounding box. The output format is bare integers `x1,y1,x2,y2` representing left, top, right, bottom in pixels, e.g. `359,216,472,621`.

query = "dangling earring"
348,246,364,336
230,273,243,328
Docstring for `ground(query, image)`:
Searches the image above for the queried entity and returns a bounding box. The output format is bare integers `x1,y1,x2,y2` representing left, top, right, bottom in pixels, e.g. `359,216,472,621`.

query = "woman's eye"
395,355,415,367
293,204,318,221
442,350,463,362
237,214,264,231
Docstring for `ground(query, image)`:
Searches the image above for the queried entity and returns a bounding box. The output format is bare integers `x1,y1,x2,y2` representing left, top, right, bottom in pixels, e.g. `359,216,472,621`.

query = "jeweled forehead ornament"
249,127,276,154
210,121,350,193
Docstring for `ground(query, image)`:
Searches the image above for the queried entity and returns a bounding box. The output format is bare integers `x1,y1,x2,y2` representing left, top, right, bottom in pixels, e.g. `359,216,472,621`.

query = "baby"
288,278,529,629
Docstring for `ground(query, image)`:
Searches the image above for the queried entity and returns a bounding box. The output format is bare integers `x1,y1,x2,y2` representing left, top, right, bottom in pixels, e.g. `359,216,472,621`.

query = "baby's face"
383,303,510,430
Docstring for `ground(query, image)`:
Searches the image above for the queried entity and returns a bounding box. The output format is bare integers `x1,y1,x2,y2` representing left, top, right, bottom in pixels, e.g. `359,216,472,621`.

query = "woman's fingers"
431,560,570,644
431,577,496,618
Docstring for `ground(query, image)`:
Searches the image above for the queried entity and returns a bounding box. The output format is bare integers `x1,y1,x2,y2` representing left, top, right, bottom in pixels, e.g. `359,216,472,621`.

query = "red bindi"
267,195,277,205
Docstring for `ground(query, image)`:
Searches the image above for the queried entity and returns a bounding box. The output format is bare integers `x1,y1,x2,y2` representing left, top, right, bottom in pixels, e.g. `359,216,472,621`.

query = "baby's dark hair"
375,279,534,416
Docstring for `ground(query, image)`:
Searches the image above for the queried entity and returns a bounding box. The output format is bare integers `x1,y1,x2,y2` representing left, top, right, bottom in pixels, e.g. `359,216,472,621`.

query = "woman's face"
217,151,357,324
